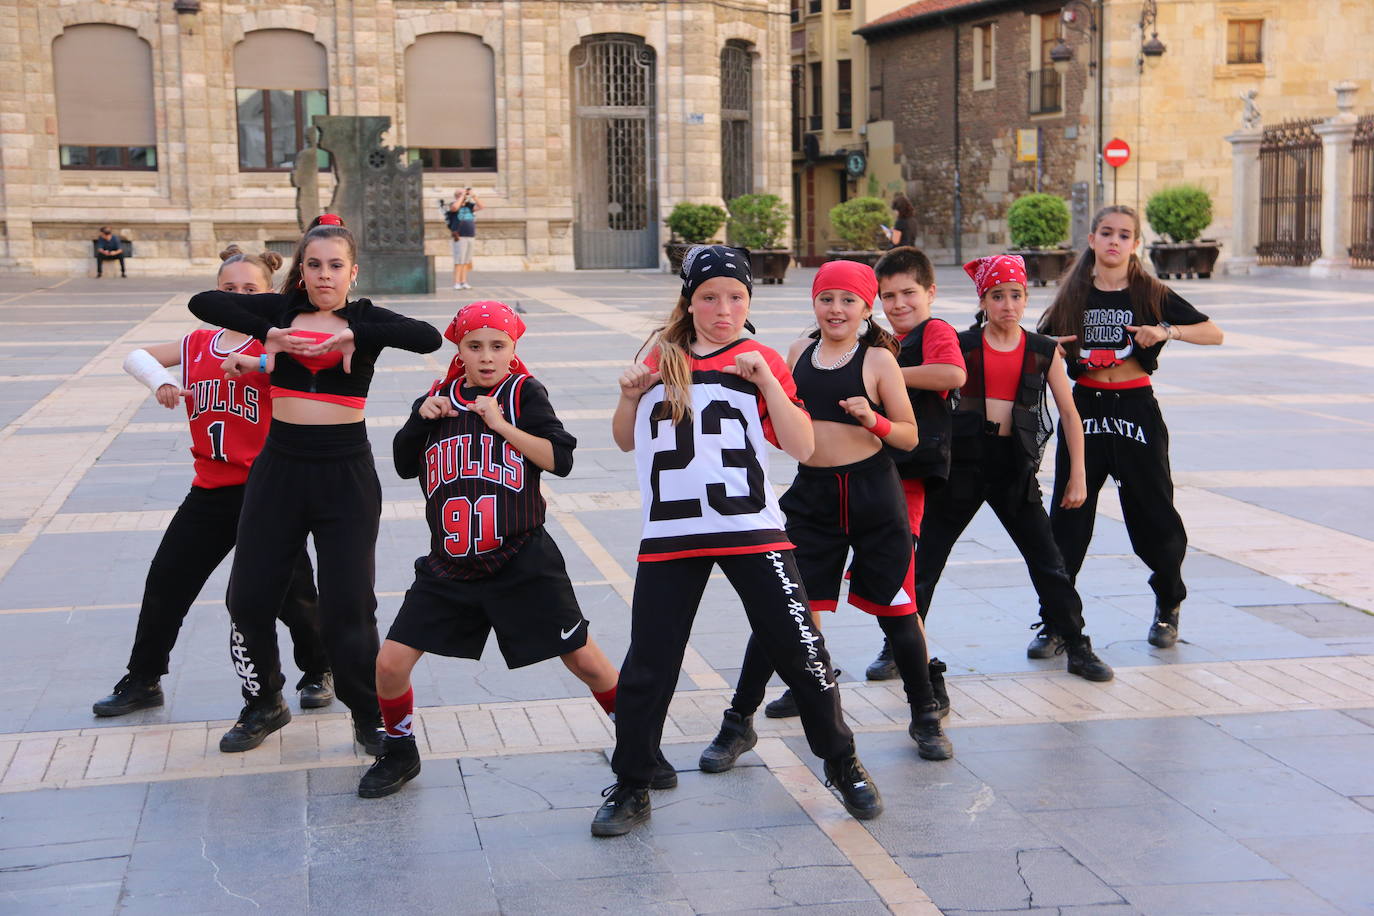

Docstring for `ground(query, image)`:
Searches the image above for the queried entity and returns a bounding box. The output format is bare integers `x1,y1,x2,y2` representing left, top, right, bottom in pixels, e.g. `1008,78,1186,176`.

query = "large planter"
1148,241,1222,280
824,249,884,267
748,248,792,284
664,241,695,275
1009,248,1072,287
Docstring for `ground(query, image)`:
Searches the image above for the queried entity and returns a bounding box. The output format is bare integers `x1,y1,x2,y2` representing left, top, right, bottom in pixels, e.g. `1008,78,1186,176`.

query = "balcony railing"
1028,68,1062,115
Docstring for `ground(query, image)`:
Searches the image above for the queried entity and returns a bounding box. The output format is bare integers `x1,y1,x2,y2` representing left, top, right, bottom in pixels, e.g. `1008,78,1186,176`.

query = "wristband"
259,354,268,373
1159,321,1174,341
870,414,892,439
123,348,179,394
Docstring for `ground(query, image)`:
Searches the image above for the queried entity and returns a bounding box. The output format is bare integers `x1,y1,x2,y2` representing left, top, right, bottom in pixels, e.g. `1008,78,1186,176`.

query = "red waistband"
1077,375,1152,391
270,387,367,409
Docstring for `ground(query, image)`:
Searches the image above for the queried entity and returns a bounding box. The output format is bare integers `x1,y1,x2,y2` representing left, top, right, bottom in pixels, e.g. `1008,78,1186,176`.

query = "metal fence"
1257,119,1323,266
1352,115,1374,268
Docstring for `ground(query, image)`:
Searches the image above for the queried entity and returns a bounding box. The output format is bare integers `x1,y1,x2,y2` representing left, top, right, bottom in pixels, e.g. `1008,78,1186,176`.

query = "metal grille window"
1227,20,1263,64
1257,119,1322,266
571,34,658,268
836,59,852,130
721,42,753,203
809,62,823,131
792,66,805,150
1352,115,1374,268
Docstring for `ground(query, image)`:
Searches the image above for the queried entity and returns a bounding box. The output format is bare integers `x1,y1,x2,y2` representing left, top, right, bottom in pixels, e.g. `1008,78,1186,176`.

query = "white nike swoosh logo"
560,621,583,640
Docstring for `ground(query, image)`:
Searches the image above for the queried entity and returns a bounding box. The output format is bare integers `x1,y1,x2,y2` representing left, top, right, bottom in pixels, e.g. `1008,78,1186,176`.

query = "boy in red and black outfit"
864,247,966,710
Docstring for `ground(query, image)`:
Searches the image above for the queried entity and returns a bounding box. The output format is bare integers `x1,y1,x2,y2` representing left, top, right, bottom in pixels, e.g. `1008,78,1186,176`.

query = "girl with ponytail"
189,215,442,758
93,246,331,720
1037,205,1223,650
596,246,884,837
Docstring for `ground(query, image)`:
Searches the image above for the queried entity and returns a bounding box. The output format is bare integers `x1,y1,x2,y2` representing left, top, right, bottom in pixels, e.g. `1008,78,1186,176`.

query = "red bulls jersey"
181,329,267,488
413,373,576,579
634,339,802,562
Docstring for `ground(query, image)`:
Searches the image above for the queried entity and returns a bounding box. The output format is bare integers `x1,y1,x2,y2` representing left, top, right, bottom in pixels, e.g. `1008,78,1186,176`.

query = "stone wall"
0,0,790,276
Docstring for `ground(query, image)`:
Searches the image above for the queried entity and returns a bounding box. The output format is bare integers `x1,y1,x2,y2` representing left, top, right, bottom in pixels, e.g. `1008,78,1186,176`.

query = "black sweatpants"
612,551,854,789
125,484,327,680
95,253,126,276
1051,384,1187,610
227,421,382,719
917,436,1086,637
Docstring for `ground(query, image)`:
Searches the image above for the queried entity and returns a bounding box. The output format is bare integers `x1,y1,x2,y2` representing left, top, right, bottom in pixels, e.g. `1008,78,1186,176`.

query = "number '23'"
648,399,766,520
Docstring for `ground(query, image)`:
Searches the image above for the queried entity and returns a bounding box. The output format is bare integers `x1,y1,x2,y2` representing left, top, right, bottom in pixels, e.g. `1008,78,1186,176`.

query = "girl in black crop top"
1038,206,1224,650
705,259,959,766
187,217,441,762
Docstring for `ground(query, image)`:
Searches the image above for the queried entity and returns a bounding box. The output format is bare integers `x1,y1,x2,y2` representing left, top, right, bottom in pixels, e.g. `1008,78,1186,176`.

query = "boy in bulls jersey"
359,301,622,799
93,247,330,719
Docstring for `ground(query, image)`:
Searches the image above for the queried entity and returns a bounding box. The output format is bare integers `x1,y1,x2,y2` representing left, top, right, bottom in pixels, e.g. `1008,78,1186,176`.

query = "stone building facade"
858,0,1374,267
0,0,791,276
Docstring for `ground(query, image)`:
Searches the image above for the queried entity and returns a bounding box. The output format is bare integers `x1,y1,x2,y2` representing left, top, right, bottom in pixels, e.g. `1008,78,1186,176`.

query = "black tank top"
792,340,874,425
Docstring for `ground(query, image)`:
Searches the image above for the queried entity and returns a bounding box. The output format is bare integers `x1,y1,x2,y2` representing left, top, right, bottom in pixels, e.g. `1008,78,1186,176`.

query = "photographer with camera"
443,187,483,290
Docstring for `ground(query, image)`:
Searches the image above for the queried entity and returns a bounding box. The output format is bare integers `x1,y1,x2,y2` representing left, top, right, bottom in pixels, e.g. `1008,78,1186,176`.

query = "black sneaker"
92,674,163,717
764,689,798,719
1148,605,1180,649
1062,635,1115,682
297,672,334,709
823,751,883,820
353,717,386,756
357,735,421,798
1026,622,1064,659
865,640,898,681
698,709,758,773
928,658,951,719
591,783,651,837
650,750,678,790
908,704,954,760
219,696,290,752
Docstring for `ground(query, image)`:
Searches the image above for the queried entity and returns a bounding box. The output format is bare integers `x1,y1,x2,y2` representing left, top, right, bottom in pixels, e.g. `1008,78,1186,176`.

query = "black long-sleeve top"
188,291,442,400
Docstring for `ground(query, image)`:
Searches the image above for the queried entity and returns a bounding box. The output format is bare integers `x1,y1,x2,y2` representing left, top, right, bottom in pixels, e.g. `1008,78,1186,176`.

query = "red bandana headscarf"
431,301,529,394
812,259,878,305
963,255,1028,298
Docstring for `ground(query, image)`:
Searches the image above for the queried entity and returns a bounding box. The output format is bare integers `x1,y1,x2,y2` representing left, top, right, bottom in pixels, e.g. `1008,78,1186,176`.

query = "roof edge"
856,0,1015,39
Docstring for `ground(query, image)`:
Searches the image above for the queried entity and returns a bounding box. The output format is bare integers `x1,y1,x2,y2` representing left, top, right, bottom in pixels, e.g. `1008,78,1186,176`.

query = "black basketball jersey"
393,372,576,580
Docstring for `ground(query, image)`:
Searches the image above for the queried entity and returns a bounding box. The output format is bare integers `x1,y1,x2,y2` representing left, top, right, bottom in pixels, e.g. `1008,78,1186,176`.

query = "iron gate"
1352,115,1374,268
721,41,753,204
571,34,658,269
1257,119,1322,266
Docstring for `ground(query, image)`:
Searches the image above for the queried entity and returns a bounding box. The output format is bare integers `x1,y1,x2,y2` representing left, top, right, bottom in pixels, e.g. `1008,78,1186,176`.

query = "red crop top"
269,329,365,408
982,333,1025,401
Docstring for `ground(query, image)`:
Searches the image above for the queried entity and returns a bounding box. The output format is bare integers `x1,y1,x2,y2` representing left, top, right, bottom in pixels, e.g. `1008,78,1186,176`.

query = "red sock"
378,687,414,737
592,684,617,718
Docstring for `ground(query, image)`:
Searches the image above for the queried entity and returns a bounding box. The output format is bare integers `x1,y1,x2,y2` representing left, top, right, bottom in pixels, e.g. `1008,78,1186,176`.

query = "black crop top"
791,340,874,425
188,290,442,400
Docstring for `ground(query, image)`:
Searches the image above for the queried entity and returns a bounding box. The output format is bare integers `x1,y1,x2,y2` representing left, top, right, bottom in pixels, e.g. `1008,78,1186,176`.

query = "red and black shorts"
386,527,589,668
779,451,917,617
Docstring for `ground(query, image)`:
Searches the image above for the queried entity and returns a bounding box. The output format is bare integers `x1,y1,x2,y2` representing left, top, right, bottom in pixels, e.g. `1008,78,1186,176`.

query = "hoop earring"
350,279,357,290
860,318,871,337
296,278,305,290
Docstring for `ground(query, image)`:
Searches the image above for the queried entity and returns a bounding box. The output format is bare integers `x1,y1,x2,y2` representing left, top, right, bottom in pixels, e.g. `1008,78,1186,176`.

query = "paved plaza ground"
1,266,1373,914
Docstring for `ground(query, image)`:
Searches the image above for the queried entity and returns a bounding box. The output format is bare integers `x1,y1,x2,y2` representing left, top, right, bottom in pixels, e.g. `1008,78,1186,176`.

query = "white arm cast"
123,348,179,393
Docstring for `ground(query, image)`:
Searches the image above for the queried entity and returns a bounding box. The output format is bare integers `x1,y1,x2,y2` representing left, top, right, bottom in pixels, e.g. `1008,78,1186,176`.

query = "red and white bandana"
963,255,1028,298
433,301,529,392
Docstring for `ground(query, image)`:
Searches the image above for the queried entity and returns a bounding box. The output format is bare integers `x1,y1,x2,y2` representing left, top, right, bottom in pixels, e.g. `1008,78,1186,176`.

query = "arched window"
721,41,753,202
405,33,497,171
53,24,157,170
233,29,328,171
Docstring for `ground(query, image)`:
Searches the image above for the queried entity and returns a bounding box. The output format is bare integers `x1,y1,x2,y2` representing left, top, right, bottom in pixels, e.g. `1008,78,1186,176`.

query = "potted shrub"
727,193,792,284
1145,185,1221,279
664,202,727,274
826,196,889,267
1006,193,1072,286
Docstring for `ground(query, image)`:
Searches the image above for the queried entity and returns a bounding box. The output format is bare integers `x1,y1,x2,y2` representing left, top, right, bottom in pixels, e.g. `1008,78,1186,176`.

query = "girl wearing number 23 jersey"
92,247,329,720
591,245,884,838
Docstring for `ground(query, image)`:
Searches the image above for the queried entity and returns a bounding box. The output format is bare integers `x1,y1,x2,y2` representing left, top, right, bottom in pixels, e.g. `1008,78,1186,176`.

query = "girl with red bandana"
700,258,955,774
916,255,1114,684
1038,206,1223,650
188,215,442,757
357,301,622,798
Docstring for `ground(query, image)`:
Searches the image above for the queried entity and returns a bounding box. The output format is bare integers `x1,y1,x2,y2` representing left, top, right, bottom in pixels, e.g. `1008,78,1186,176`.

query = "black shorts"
779,451,916,617
386,527,589,668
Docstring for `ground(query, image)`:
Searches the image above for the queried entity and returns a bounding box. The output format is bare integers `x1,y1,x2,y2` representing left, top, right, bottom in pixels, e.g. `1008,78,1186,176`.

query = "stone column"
1311,81,1359,277
1223,128,1263,275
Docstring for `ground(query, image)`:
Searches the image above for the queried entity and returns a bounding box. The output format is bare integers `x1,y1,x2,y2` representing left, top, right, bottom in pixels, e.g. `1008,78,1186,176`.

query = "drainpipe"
952,23,962,263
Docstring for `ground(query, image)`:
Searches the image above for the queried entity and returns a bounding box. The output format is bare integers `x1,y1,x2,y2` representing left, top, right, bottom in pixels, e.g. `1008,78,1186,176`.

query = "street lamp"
1138,0,1166,70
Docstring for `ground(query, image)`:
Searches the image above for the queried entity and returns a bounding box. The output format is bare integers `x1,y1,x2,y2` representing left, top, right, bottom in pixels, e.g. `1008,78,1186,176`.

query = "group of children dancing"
93,205,1221,836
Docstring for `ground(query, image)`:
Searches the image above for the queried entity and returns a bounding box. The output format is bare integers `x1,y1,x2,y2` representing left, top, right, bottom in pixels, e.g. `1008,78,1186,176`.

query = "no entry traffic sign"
1104,137,1131,169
